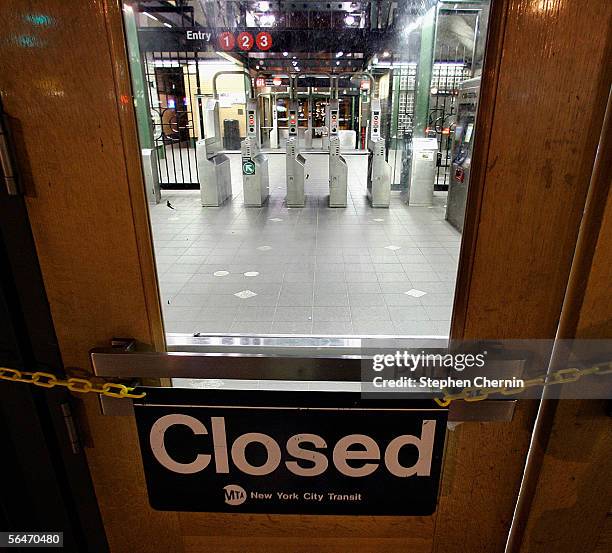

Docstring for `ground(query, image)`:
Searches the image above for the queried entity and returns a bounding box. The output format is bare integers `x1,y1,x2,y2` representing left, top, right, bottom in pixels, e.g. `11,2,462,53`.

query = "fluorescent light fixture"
164,22,172,28
143,12,158,22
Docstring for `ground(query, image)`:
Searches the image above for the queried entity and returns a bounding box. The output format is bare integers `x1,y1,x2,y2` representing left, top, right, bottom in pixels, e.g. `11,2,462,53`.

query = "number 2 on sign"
237,32,254,51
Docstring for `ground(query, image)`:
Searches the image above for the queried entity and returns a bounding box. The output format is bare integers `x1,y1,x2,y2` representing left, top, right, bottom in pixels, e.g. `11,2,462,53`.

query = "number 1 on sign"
218,32,235,51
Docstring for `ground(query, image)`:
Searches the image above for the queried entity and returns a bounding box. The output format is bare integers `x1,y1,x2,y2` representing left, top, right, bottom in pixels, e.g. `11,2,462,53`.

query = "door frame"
1,0,610,552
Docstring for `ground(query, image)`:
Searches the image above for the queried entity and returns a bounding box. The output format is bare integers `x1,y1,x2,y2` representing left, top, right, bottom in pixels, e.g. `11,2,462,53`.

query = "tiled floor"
151,152,460,337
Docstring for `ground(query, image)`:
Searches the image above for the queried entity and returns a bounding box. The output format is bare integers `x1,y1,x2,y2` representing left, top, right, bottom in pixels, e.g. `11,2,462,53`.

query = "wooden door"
0,1,610,552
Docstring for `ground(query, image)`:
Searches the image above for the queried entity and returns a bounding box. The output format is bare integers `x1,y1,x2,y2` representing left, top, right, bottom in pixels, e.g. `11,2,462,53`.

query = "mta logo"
223,484,246,506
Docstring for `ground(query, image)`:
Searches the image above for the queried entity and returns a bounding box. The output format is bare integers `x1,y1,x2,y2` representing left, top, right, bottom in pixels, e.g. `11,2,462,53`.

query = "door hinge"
0,108,20,196
60,402,81,455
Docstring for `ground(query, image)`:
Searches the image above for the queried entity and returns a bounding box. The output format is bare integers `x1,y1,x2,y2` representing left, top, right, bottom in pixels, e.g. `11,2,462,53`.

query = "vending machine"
446,77,481,231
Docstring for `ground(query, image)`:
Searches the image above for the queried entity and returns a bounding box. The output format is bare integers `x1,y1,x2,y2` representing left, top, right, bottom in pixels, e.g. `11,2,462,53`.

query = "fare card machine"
327,99,348,207
286,101,307,207
446,77,480,232
241,99,269,207
196,98,232,207
366,99,392,208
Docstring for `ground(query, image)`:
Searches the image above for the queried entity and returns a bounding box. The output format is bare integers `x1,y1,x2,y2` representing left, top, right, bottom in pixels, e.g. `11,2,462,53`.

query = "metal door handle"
90,343,516,422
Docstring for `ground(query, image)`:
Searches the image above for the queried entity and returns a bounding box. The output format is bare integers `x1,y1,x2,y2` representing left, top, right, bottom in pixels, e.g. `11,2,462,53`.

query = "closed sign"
134,389,447,515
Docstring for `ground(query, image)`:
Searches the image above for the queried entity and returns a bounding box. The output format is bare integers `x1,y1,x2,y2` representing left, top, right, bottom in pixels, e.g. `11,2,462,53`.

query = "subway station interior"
126,0,490,337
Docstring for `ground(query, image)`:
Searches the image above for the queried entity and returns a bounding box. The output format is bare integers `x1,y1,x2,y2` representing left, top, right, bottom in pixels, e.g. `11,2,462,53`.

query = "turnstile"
327,99,348,207
241,99,269,207
366,99,392,207
406,138,438,206
141,148,161,205
286,100,307,207
196,138,232,207
196,98,232,207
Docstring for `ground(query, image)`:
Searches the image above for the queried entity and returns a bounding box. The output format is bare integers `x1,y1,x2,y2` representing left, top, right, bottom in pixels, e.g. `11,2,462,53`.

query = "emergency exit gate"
142,51,206,189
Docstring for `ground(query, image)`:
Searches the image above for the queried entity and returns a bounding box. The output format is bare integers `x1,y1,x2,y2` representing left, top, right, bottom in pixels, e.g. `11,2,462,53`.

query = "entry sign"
134,389,447,515
242,159,256,175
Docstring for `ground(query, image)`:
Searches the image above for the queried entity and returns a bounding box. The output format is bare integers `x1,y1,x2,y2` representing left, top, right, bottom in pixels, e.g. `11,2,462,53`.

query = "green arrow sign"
242,160,256,175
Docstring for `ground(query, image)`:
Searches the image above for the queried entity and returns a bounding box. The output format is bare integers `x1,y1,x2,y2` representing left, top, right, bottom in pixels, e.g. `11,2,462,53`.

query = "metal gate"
428,62,472,190
142,51,203,189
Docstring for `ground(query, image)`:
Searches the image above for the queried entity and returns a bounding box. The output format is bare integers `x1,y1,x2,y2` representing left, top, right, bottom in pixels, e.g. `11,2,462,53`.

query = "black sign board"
134,388,447,515
135,26,406,55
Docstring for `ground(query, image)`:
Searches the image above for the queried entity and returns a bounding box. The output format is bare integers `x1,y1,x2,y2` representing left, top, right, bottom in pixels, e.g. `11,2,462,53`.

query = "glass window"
123,0,491,343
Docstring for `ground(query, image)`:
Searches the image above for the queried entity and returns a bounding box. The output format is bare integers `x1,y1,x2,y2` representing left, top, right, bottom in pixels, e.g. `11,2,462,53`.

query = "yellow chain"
0,367,146,399
434,361,612,407
3,362,608,406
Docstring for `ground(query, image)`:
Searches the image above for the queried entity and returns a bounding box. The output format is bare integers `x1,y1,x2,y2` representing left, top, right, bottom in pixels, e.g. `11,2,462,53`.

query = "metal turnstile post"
327,99,347,207
241,99,269,207
329,136,348,207
367,138,392,207
366,99,392,207
286,99,307,207
286,139,306,207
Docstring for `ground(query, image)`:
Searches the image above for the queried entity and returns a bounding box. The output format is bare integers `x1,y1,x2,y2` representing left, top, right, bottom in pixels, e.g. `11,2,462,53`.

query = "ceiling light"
258,1,270,11
336,51,344,58
383,51,390,57
336,61,340,66
164,22,172,28
344,15,355,25
292,60,297,66
260,13,275,25
292,56,296,59
283,51,288,57
143,12,159,22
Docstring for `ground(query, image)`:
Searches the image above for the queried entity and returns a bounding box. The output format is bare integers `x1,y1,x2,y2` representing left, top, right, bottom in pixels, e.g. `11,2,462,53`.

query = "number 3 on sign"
256,32,272,51
237,32,254,51
218,32,235,51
